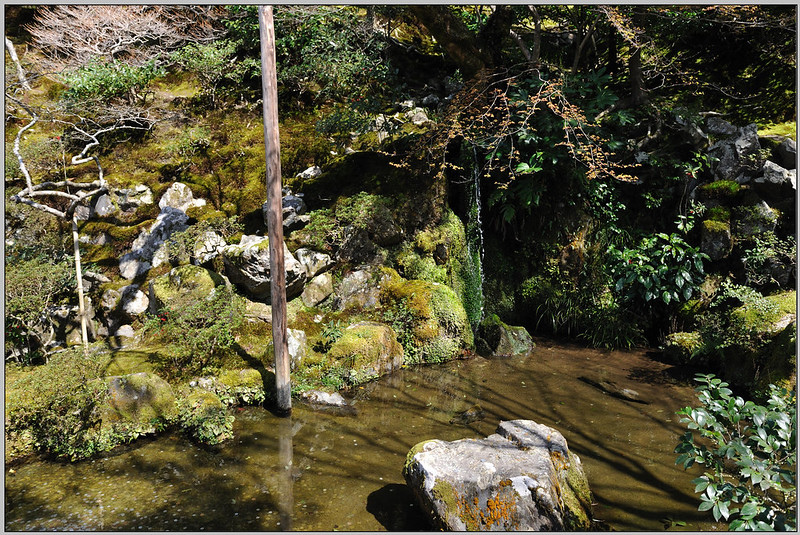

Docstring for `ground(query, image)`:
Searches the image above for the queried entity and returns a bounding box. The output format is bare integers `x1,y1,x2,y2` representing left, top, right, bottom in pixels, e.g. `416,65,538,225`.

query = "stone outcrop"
103,372,178,433
301,272,334,307
119,207,189,279
404,420,593,531
708,122,762,183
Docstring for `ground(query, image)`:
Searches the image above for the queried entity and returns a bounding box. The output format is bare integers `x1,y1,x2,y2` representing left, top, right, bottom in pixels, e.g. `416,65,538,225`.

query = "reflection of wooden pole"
277,416,294,530
258,5,291,415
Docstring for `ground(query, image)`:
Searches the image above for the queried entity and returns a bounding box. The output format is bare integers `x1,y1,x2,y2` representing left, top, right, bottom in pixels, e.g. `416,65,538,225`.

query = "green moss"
104,372,178,425
707,205,731,222
177,390,233,445
380,268,473,363
699,180,741,198
560,452,593,530
326,322,403,386
703,219,731,234
149,264,224,311
732,290,796,332
759,121,797,140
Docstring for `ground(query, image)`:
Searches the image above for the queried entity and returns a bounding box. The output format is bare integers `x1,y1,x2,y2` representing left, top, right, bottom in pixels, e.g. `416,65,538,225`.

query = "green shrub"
143,285,245,379
742,233,796,289
675,374,796,530
5,348,109,460
171,40,257,107
607,232,708,306
5,254,75,363
61,58,164,104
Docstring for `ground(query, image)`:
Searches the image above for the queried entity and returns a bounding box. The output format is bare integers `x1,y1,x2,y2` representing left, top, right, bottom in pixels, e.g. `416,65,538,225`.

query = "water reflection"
6,340,723,531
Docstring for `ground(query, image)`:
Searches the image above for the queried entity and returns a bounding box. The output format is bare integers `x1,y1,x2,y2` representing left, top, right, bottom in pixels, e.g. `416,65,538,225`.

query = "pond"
5,338,723,531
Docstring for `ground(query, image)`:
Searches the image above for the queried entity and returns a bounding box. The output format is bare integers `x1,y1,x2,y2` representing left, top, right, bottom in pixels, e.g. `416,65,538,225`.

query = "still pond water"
6,339,723,531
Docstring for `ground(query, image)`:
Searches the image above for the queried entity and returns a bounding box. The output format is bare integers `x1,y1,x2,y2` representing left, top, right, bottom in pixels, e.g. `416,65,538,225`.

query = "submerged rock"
404,420,593,531
449,404,485,425
103,372,178,432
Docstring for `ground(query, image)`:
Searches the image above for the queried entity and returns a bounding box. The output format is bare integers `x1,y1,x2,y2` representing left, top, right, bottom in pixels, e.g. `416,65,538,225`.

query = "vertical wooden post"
258,5,291,415
72,215,89,351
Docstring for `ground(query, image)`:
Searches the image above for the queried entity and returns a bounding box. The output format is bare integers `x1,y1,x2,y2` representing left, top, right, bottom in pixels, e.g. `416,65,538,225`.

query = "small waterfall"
463,144,485,330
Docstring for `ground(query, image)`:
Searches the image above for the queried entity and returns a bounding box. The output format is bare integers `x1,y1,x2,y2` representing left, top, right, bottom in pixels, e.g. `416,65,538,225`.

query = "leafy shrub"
143,285,245,379
5,348,109,460
61,58,164,104
607,232,708,306
5,254,75,363
170,40,256,107
742,233,796,289
675,374,796,530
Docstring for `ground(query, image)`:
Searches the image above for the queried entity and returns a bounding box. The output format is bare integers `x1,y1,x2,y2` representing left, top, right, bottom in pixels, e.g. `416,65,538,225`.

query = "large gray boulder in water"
404,420,593,531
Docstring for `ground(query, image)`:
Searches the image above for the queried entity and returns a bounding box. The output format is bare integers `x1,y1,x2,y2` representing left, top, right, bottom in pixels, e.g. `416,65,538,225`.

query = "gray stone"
336,226,380,265
119,207,189,279
705,117,737,136
113,184,153,211
74,204,91,221
297,166,322,179
332,268,384,311
407,107,430,126
404,420,593,531
478,315,535,357
120,285,149,316
288,328,307,371
300,389,349,407
222,235,307,300
754,161,796,199
192,230,226,265
113,324,136,339
158,182,206,212
100,288,122,311
295,248,334,278
776,138,796,169
701,221,733,261
734,201,779,237
301,272,334,307
93,194,117,217
421,94,440,107
709,123,763,182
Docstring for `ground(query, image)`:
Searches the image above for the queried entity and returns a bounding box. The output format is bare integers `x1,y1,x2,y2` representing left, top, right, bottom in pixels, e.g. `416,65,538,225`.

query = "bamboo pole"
258,5,291,415
72,215,89,350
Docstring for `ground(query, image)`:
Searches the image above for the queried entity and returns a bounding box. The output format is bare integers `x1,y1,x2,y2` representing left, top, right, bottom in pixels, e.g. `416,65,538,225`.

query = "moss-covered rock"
478,314,535,357
722,290,796,393
103,372,178,431
380,267,474,364
663,331,703,364
177,390,234,445
215,368,267,405
148,264,224,312
326,321,404,386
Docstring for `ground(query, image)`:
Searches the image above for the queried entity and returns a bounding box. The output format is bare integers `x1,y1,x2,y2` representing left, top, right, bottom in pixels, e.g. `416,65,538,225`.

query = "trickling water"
463,143,485,328
5,340,722,532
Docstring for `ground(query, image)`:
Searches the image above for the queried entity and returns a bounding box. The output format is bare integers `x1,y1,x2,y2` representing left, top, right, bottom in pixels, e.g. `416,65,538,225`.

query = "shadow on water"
6,339,722,531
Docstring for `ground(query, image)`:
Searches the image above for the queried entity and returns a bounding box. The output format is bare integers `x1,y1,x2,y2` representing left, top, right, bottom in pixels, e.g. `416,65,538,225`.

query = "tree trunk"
529,6,542,64
258,5,291,415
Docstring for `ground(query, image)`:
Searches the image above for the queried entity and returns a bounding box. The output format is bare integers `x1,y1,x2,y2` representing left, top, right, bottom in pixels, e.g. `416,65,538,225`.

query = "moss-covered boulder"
177,390,233,445
215,368,267,405
723,290,796,392
478,314,535,357
663,331,704,364
326,321,404,386
103,372,178,432
148,264,224,313
701,220,733,261
403,420,593,531
380,267,474,364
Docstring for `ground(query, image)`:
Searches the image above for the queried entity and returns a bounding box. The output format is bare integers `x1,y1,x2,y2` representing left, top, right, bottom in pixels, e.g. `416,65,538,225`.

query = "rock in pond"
103,372,178,432
478,314,535,357
404,419,593,531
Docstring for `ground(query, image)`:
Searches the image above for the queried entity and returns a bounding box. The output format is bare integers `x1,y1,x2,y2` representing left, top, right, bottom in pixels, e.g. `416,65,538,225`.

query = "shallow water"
5,339,723,531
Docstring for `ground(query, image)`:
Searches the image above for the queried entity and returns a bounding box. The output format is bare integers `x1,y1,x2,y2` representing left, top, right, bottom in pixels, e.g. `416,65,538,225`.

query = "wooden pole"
258,5,291,415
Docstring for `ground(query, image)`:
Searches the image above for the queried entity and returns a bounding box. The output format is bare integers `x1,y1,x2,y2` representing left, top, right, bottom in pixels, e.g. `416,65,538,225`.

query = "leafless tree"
7,92,156,349
26,5,227,69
